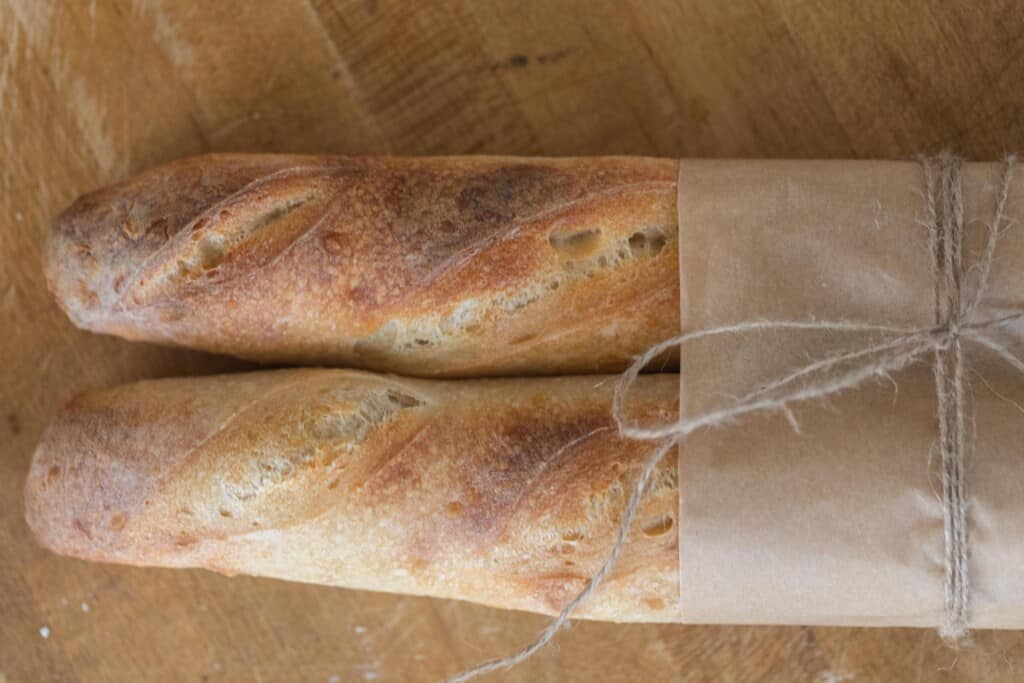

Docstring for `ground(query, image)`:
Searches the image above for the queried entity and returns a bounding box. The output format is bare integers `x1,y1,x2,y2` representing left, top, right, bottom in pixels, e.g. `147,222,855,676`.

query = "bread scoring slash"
45,154,680,376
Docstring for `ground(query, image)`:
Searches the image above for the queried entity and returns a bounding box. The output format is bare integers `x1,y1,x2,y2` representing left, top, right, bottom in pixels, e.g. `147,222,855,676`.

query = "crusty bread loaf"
45,155,680,376
26,370,680,621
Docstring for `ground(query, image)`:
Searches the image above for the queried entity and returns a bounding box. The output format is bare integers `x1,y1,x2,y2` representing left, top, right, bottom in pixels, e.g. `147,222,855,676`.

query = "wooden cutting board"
4,1,1024,681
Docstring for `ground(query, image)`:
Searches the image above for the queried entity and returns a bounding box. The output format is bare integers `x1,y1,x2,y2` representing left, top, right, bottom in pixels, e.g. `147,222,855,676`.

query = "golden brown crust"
26,370,680,621
46,155,680,376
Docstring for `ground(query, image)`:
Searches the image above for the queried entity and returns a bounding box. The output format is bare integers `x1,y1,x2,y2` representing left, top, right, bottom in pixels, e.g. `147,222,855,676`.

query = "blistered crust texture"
46,155,681,376
26,370,680,621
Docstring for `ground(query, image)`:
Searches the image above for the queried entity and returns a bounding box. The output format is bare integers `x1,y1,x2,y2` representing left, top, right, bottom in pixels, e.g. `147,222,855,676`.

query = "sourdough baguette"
45,155,680,376
26,370,680,621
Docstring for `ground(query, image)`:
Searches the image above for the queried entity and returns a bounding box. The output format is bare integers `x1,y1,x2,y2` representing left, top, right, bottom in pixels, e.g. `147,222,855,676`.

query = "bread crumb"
354,625,367,634
14,212,23,222
81,602,90,613
39,626,51,639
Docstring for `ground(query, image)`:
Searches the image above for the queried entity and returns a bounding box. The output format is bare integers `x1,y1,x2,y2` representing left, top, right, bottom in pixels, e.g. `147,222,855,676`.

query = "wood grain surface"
4,1,1024,681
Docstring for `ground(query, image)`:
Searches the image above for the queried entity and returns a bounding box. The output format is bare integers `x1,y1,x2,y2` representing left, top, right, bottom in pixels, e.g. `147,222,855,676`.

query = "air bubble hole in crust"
628,227,667,257
198,238,224,269
549,228,603,257
641,515,674,537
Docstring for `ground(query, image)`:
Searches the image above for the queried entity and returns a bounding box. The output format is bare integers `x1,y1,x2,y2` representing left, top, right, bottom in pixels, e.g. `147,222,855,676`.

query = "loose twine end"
443,155,1021,682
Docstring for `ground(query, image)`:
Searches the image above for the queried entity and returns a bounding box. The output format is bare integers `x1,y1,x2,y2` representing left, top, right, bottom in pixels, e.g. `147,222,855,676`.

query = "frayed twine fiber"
444,154,1021,682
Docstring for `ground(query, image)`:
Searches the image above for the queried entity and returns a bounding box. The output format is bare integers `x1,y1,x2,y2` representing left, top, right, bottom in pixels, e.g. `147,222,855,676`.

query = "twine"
444,154,1021,682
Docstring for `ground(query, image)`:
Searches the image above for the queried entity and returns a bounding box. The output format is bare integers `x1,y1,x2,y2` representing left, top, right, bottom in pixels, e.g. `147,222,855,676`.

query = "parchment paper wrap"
674,160,1024,628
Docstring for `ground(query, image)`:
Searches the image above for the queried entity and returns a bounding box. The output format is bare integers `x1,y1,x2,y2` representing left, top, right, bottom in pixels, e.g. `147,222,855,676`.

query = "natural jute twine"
445,154,1021,682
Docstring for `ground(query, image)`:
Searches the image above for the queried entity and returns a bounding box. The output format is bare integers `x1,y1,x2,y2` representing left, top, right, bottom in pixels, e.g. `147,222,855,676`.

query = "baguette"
26,370,680,621
45,155,680,376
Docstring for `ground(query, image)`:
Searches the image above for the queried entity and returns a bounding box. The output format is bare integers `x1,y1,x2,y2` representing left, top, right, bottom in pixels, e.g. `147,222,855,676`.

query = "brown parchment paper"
675,160,1024,627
